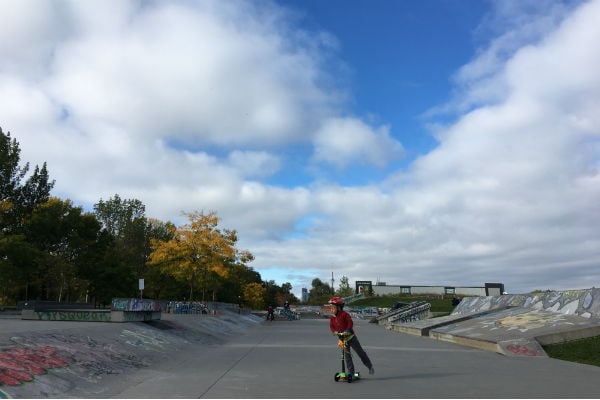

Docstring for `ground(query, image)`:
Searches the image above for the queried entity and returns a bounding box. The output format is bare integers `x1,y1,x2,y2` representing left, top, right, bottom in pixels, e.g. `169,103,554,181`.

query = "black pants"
343,335,372,375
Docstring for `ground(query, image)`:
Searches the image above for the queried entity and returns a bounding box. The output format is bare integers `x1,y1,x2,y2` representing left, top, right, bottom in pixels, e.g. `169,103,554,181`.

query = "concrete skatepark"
0,289,599,398
386,288,600,357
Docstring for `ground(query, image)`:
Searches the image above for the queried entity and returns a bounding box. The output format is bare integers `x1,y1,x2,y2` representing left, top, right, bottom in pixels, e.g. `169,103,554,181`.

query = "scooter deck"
334,372,361,382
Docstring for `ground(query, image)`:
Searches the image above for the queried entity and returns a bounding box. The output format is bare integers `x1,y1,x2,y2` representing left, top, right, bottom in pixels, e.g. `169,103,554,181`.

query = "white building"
355,281,505,297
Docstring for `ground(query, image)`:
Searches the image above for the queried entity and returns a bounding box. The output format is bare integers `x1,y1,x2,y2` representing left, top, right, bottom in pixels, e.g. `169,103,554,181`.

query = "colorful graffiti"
111,298,161,312
493,310,573,332
504,344,539,356
33,310,111,322
0,345,74,386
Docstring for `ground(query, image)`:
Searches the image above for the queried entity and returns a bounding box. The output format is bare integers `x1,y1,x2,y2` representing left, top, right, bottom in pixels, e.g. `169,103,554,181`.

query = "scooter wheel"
334,373,340,382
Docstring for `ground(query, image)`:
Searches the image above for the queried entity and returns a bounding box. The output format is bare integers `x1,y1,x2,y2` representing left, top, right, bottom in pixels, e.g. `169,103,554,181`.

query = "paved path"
106,318,598,398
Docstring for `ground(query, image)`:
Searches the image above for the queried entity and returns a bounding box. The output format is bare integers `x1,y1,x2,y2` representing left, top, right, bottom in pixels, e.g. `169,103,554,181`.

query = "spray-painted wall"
453,288,600,319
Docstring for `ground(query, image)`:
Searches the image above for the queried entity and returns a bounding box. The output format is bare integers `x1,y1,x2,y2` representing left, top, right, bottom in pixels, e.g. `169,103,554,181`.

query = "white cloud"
1,0,599,297
40,0,339,148
227,150,281,178
312,117,404,168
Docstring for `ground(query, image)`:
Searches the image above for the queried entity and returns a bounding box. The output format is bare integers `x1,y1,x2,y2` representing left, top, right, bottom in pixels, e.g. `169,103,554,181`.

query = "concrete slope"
0,311,262,398
389,288,600,357
430,307,600,357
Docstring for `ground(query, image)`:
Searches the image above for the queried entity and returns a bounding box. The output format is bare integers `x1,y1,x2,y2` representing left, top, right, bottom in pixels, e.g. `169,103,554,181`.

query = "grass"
350,295,600,368
543,336,600,368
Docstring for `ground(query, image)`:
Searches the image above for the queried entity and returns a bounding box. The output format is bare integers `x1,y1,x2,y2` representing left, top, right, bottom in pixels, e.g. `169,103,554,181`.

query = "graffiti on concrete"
121,328,168,350
0,345,74,386
454,288,600,319
33,311,111,322
504,344,539,356
111,298,161,312
492,310,574,333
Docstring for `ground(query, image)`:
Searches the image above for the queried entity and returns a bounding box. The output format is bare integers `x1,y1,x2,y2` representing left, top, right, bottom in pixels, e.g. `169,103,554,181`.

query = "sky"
1,0,599,299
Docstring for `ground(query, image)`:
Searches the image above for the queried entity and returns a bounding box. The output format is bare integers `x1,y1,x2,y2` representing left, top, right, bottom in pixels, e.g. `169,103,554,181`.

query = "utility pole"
331,272,335,294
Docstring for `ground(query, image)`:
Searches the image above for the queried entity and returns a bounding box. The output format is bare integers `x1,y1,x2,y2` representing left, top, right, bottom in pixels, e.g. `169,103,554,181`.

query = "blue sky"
1,0,599,300
269,0,489,188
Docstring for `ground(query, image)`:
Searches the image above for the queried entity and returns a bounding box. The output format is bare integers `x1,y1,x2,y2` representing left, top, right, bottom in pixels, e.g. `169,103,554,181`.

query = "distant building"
301,288,309,302
355,281,505,297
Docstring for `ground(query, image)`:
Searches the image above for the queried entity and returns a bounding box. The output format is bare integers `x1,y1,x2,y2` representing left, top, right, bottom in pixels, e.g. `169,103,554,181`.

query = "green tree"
0,128,54,304
336,276,354,298
93,195,158,299
93,194,145,238
94,195,149,276
308,278,333,305
0,233,37,303
23,198,102,302
0,127,54,234
142,218,178,300
219,264,262,304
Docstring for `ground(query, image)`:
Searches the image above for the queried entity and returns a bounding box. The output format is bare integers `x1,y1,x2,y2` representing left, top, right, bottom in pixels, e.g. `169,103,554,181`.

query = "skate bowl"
0,309,263,398
389,288,600,357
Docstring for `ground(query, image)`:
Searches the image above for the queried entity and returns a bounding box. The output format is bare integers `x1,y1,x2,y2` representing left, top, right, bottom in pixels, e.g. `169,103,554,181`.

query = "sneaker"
369,367,375,375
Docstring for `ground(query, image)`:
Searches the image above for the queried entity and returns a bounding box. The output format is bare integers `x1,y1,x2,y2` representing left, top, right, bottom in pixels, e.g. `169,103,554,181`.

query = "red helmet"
328,296,345,306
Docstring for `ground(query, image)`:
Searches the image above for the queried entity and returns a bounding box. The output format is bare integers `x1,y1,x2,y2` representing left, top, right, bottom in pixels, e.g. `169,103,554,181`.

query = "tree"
142,218,178,300
0,128,54,303
148,211,253,302
0,127,54,234
242,282,264,310
93,194,145,238
0,233,37,302
93,195,160,299
336,276,354,298
23,198,102,302
94,195,149,276
308,278,333,305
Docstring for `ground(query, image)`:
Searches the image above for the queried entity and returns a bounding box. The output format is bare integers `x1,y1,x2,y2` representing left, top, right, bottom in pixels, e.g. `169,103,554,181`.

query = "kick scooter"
334,332,360,383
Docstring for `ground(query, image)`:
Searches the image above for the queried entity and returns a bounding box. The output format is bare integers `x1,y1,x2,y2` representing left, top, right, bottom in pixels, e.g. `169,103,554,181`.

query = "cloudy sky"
1,0,599,298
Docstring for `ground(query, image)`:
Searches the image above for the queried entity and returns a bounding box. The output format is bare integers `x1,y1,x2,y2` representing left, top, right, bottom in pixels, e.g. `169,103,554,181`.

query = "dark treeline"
0,127,299,308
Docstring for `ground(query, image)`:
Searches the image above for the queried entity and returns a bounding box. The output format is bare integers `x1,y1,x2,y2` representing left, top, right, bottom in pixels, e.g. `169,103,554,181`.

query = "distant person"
266,305,274,321
283,301,290,311
328,296,374,382
452,296,461,307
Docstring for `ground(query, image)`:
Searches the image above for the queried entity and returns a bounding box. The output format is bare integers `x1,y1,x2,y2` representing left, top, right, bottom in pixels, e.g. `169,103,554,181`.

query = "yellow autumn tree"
148,210,251,302
242,282,265,310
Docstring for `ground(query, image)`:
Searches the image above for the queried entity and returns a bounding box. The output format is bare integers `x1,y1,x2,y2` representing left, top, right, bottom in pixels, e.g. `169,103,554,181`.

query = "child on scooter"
328,296,374,382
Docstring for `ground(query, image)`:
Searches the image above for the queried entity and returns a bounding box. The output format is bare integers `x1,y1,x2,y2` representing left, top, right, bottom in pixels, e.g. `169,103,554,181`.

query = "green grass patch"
543,336,600,368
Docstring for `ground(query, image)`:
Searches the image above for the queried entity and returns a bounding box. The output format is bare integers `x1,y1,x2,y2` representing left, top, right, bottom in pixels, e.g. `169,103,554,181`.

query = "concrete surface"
388,289,600,358
0,310,599,398
453,288,600,319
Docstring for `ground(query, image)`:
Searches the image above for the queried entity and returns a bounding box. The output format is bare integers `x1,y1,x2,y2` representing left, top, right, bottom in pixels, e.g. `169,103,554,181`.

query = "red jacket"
329,310,354,334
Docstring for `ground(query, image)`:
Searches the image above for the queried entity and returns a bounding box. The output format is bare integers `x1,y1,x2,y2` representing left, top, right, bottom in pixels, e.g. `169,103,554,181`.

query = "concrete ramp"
452,288,600,319
430,307,600,356
387,307,510,337
390,288,600,357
